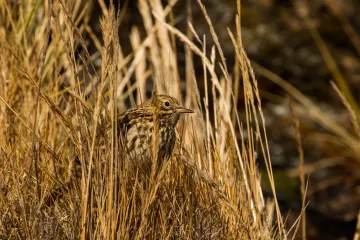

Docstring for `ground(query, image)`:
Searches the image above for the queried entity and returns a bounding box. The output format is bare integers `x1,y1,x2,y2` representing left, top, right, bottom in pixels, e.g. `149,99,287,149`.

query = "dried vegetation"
0,0,300,239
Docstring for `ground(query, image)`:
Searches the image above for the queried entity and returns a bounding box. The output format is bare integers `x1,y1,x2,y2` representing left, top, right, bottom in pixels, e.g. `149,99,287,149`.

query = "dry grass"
0,0,290,239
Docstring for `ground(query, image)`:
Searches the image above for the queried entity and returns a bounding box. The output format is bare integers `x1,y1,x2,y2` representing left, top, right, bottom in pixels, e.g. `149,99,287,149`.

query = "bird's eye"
164,101,170,107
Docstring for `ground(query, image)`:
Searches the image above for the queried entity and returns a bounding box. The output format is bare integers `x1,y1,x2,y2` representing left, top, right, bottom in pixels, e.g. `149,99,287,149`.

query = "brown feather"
117,95,193,173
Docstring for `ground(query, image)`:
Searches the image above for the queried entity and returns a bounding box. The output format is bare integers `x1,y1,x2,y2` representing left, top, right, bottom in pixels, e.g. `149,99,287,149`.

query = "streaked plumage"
117,95,193,172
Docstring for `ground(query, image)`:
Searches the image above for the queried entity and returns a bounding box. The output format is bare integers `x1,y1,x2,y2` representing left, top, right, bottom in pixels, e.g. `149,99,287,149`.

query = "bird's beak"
176,107,194,114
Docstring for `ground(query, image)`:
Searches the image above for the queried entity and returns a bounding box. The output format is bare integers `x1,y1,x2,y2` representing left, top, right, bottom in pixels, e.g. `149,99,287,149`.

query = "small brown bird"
43,94,191,206
117,94,193,172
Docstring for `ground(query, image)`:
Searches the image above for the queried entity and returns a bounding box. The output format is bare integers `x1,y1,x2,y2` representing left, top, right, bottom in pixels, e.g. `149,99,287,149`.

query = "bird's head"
152,95,193,126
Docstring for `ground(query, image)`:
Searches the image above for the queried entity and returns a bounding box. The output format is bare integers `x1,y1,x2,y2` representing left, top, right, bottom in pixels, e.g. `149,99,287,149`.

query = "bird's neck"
158,113,180,128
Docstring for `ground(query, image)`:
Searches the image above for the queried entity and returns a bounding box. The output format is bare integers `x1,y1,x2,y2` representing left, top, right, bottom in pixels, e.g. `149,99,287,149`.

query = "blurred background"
88,0,360,239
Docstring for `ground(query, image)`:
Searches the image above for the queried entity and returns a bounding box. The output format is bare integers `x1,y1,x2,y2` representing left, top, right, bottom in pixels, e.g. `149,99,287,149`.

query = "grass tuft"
0,0,291,239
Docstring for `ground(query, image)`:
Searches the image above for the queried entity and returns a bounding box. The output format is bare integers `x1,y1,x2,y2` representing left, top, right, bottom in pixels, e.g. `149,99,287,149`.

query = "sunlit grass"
0,0,292,239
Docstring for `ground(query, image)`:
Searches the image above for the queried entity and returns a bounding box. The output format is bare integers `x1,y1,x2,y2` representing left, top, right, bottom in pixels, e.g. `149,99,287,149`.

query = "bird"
117,94,193,174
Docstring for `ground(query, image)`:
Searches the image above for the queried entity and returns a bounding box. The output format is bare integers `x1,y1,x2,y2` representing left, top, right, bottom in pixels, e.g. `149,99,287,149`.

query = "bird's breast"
124,119,176,163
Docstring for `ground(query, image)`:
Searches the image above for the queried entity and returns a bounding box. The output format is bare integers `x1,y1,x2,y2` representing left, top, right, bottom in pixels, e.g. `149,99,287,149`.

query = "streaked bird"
117,94,193,173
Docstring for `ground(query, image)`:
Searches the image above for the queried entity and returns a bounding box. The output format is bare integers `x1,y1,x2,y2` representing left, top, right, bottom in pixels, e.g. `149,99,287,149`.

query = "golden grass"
0,0,292,239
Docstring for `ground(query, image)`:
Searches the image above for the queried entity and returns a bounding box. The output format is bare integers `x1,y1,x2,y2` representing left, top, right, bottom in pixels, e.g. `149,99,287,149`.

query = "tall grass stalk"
0,0,291,238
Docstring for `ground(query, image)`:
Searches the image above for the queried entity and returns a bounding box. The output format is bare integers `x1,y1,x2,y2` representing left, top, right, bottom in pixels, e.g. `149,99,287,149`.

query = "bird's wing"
117,107,143,132
117,104,154,134
117,110,131,135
